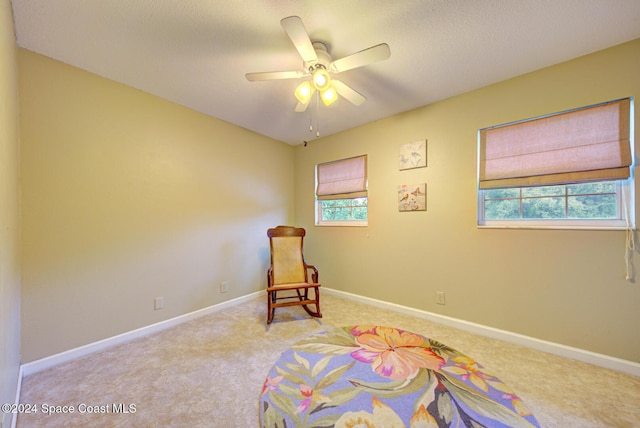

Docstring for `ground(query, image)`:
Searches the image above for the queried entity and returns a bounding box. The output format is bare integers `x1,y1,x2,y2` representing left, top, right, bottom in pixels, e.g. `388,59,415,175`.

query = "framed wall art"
399,140,427,170
398,183,426,211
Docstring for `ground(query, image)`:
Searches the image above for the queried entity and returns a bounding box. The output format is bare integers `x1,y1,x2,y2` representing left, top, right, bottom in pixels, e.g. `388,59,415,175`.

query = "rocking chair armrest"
267,266,274,287
304,263,319,283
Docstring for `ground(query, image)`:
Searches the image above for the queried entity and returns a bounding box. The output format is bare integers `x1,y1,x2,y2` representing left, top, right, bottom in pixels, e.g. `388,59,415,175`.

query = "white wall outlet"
220,281,229,293
154,297,164,310
436,291,446,305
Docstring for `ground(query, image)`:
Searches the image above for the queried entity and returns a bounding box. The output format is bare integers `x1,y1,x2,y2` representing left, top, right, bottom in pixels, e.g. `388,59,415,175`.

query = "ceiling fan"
246,16,391,112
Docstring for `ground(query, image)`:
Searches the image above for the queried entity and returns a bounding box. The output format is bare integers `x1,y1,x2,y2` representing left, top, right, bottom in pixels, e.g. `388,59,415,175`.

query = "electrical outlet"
220,281,229,293
154,297,164,310
436,291,446,305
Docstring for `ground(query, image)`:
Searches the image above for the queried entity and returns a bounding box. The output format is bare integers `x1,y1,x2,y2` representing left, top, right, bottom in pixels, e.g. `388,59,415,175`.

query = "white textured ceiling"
11,0,640,145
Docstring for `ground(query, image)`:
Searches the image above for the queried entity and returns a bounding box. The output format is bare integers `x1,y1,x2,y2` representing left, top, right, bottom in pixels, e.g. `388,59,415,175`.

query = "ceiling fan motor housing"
307,42,332,72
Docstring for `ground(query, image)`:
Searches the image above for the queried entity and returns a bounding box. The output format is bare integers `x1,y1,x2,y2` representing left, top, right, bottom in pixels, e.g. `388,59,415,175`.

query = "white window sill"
478,219,635,230
315,221,368,227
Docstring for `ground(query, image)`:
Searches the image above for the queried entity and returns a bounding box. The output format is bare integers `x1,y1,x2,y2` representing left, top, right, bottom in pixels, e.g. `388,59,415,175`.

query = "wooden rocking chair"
266,226,322,324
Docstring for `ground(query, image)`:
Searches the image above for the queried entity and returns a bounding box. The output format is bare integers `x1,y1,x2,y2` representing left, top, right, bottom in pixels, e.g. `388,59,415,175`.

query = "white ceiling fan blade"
330,43,391,73
245,70,306,81
280,16,318,65
295,100,310,112
332,80,366,106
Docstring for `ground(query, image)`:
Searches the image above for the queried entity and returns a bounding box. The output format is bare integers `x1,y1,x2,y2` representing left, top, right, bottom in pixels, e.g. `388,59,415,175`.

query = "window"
478,98,634,229
316,155,368,226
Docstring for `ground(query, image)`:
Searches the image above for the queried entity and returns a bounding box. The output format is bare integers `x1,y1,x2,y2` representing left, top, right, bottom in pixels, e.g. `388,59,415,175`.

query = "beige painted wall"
19,49,295,362
294,39,640,363
0,0,21,419
16,37,640,365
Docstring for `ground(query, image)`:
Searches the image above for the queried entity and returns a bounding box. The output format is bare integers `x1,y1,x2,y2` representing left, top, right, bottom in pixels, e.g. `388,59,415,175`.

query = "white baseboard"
20,292,262,377
19,288,640,380
323,287,640,377
9,366,23,428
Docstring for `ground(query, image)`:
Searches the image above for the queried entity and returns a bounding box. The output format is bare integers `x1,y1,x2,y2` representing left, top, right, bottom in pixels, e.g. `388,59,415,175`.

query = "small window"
478,98,634,229
316,155,368,226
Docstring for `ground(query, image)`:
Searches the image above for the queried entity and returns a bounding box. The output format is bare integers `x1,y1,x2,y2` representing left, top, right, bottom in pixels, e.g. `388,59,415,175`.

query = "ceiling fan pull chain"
308,90,316,133
315,92,321,137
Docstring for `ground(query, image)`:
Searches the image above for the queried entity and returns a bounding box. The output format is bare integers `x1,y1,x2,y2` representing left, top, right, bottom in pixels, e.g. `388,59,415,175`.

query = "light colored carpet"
18,293,640,427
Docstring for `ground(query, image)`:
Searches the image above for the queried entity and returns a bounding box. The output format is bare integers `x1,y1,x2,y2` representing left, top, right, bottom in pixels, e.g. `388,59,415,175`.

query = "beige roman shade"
316,155,368,200
479,98,632,189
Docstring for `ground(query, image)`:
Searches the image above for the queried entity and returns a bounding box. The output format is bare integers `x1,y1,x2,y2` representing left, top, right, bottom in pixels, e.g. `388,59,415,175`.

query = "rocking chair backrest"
268,226,307,285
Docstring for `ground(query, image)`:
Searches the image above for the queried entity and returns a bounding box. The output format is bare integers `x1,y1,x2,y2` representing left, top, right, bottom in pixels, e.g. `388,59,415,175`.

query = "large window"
478,98,634,229
316,155,368,226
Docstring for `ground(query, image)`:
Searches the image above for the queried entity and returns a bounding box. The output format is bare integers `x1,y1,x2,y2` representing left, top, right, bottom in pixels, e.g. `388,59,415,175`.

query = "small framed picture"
399,140,427,170
398,183,426,211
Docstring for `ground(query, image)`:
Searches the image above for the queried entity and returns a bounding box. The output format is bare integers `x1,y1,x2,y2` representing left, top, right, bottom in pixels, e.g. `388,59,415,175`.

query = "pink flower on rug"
295,384,329,414
503,393,533,417
296,384,313,413
442,356,492,392
350,325,378,336
261,375,283,395
350,326,445,380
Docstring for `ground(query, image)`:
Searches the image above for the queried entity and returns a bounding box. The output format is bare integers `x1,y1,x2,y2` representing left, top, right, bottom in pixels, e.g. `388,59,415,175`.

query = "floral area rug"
260,325,540,427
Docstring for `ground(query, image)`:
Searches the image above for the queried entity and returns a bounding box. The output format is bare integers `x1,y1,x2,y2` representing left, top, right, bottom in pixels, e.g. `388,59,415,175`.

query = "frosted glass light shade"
294,81,314,104
312,69,331,91
320,86,338,106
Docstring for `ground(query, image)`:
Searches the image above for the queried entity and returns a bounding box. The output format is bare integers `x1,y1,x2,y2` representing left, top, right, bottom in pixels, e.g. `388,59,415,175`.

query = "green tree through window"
320,198,368,221
484,182,617,220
